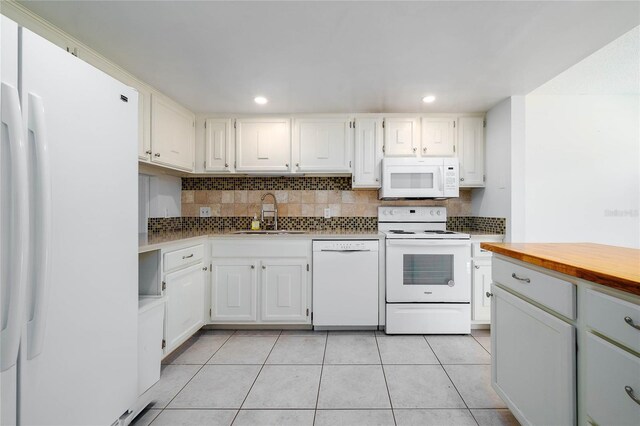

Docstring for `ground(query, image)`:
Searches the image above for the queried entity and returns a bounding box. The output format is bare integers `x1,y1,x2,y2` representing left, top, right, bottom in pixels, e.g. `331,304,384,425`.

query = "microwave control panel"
444,166,458,190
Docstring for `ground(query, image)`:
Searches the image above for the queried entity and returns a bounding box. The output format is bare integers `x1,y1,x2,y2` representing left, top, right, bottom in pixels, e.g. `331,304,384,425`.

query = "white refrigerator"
1,16,139,425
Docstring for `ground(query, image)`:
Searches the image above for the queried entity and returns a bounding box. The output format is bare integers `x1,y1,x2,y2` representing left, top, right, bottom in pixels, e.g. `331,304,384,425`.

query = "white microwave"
379,157,460,199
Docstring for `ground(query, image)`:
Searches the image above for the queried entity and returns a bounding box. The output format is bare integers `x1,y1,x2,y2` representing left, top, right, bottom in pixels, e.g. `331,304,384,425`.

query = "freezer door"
19,27,139,425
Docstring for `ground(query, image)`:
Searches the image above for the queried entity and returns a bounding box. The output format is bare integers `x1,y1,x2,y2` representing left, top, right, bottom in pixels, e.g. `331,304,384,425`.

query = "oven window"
403,254,453,285
390,172,434,189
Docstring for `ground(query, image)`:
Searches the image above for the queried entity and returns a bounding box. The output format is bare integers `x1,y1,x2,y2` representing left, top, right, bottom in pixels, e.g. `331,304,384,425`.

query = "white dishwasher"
312,240,379,328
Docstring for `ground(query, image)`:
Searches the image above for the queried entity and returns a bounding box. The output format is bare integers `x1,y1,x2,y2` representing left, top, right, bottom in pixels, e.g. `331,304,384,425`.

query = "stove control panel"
378,206,447,222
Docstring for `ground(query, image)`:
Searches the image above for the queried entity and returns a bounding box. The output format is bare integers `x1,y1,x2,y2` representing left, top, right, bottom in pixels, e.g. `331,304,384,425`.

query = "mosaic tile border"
148,216,378,233
182,176,353,191
447,216,506,234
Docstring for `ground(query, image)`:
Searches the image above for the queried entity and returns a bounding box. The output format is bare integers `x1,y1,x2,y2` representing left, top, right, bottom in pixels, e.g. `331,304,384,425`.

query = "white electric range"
379,206,472,334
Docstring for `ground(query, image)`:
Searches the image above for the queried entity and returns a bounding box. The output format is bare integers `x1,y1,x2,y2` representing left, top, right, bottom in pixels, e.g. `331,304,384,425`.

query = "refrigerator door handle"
0,82,29,371
25,93,52,360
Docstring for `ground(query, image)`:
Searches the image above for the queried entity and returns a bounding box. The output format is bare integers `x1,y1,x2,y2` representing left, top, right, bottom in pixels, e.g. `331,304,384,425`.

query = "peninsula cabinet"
353,117,383,188
235,117,291,173
292,117,353,173
150,93,196,171
204,118,233,172
382,117,420,157
457,116,485,187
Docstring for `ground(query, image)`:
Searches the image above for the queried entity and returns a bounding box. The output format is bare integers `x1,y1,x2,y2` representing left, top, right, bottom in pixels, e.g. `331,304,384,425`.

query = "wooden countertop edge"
480,243,640,297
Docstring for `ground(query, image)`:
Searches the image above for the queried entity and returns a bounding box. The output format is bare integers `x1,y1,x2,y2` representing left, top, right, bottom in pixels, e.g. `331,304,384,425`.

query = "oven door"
386,239,471,303
380,162,444,199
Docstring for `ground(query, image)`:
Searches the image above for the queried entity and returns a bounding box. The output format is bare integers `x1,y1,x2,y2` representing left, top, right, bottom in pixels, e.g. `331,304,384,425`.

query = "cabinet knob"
624,386,640,406
423,147,427,153
154,153,161,157
412,147,417,153
375,178,379,182
460,177,464,181
145,150,152,155
202,267,208,271
474,265,480,269
225,163,229,168
486,292,493,298
262,265,266,269
285,163,289,168
250,265,255,269
296,163,300,168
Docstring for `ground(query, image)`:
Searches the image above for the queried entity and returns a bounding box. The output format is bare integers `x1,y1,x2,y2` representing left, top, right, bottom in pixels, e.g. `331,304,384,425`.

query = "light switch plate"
200,207,212,217
324,208,331,219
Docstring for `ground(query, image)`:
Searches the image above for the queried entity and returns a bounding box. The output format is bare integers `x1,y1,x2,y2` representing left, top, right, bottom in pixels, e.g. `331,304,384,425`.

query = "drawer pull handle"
624,316,640,331
625,386,640,406
511,273,530,283
182,254,194,259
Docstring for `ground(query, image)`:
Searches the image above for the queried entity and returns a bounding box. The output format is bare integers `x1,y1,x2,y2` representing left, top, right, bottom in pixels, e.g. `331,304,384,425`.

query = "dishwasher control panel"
312,240,379,252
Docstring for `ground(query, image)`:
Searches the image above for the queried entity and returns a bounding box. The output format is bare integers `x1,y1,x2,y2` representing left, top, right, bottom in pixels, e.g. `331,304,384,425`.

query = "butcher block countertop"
480,242,640,297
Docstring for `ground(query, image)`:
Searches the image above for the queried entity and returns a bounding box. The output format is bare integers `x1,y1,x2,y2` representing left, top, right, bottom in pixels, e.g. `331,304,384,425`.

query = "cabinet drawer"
586,289,640,353
586,333,640,426
164,244,204,272
472,242,492,258
493,258,576,319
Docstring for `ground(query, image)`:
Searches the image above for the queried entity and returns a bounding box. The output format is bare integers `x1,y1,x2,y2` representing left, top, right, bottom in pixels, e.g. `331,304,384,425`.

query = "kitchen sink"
232,230,307,235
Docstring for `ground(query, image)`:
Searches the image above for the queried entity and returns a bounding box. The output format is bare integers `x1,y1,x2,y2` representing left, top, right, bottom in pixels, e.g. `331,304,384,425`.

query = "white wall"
148,175,182,219
524,94,639,247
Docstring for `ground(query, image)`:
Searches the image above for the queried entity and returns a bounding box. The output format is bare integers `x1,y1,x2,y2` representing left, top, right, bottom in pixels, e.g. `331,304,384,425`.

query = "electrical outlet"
200,207,212,217
324,208,331,219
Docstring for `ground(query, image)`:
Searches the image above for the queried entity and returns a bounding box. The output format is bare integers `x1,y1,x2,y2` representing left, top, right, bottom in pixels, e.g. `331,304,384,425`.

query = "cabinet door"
235,118,291,172
383,117,420,157
457,117,485,187
293,117,352,172
353,118,383,188
151,94,195,171
211,259,258,322
472,260,492,322
137,89,152,161
165,263,205,351
585,332,640,426
491,284,575,426
260,259,309,323
421,117,455,156
205,118,232,172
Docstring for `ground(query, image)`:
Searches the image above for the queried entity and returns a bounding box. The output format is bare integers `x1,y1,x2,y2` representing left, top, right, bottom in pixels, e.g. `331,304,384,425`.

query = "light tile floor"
132,328,519,426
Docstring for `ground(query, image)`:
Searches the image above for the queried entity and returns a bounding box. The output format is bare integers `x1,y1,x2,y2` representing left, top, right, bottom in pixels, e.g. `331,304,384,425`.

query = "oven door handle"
386,239,470,247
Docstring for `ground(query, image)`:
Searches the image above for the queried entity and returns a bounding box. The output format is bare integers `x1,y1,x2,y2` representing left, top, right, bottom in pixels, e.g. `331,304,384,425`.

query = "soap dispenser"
251,214,260,230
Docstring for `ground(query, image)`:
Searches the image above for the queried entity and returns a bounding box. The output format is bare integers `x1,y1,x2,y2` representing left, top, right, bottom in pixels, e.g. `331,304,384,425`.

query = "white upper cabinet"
421,117,455,156
204,118,233,172
150,94,195,171
235,117,291,172
383,117,420,157
353,117,383,188
137,88,152,161
457,116,485,187
292,117,352,173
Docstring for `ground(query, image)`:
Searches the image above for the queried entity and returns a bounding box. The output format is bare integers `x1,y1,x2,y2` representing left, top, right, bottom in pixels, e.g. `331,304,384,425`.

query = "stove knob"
430,210,435,216
436,210,441,216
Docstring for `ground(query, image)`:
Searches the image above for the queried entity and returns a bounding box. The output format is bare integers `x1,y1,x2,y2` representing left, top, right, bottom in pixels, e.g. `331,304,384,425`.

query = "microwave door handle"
438,167,443,192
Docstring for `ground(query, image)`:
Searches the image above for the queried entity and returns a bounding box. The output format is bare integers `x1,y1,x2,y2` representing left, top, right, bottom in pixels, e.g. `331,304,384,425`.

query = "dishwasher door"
312,240,379,327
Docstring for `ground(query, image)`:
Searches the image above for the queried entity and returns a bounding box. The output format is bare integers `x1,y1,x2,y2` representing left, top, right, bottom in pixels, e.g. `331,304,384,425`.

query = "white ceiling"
532,26,640,96
19,1,640,113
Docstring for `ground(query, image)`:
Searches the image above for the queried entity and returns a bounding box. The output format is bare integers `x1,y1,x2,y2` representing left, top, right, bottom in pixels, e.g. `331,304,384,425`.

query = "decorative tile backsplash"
447,216,506,234
181,177,472,218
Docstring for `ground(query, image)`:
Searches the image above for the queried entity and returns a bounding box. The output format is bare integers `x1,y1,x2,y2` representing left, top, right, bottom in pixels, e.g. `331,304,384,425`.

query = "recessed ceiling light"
254,96,268,105
422,95,436,103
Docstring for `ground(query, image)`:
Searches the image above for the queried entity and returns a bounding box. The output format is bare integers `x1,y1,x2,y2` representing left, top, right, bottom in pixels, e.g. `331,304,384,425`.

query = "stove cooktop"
382,229,470,240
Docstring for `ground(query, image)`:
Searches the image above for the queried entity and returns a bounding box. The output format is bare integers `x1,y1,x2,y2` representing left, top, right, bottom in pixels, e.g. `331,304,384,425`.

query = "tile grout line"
374,333,397,426
470,333,491,355
423,336,480,426
230,330,282,425
148,330,238,425
312,331,329,426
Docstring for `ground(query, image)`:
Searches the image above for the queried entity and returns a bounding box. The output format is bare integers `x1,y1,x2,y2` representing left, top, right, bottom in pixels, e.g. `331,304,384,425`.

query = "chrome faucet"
260,192,278,230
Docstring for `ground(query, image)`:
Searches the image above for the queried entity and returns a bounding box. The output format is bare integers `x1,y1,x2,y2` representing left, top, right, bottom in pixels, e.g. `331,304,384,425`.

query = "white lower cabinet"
585,332,640,426
260,259,308,322
164,263,205,352
491,284,575,426
472,259,492,321
210,259,258,322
